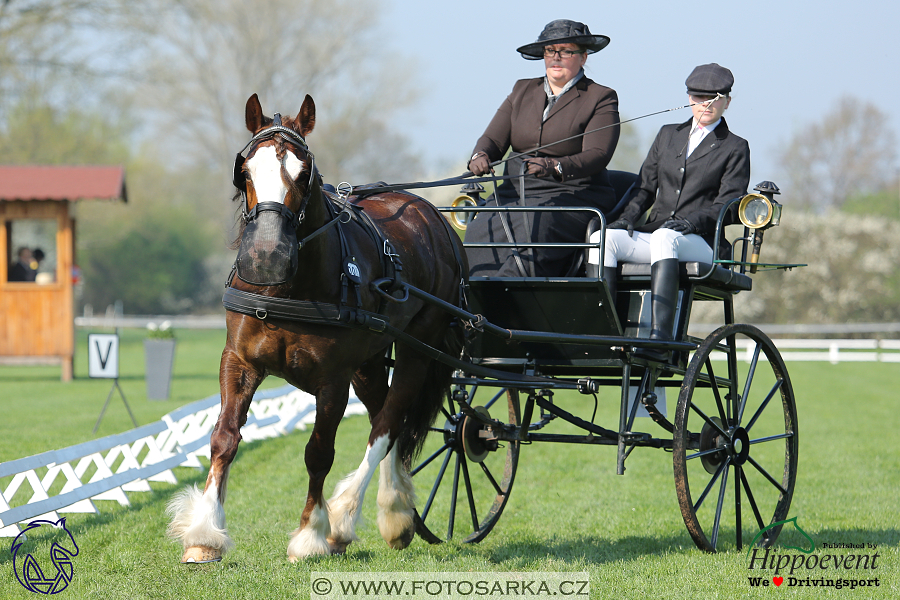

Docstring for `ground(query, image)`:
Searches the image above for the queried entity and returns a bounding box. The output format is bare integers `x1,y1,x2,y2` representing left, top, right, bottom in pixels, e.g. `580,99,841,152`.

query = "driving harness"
223,118,466,339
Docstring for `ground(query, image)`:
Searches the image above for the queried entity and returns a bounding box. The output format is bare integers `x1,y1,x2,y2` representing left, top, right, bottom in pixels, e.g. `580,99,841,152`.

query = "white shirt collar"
687,118,721,156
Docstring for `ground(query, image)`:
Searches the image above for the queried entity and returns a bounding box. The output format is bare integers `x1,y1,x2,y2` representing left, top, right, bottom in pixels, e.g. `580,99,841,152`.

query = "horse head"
233,93,323,287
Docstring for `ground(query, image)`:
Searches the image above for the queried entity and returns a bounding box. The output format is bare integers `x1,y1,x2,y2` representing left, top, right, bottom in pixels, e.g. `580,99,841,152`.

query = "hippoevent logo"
746,517,881,591
11,518,80,594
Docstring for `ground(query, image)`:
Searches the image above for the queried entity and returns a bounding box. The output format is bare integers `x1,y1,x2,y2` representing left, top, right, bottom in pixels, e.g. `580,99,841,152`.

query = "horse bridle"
233,114,318,227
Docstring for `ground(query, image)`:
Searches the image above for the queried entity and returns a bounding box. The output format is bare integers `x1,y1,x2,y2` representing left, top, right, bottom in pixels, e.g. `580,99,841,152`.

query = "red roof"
0,166,127,202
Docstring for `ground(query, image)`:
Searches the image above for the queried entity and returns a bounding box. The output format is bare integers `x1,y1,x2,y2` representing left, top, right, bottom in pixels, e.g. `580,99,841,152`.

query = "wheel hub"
729,427,751,466
460,406,498,463
699,417,727,475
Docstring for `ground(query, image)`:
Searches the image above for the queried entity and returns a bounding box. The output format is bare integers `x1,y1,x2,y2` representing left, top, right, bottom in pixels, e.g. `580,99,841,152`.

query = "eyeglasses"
543,48,584,59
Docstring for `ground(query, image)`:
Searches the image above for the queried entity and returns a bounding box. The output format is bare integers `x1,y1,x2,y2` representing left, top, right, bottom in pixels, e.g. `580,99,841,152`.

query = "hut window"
6,219,57,283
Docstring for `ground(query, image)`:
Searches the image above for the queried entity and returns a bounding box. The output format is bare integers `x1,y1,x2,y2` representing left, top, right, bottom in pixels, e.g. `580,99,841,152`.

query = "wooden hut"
0,166,126,381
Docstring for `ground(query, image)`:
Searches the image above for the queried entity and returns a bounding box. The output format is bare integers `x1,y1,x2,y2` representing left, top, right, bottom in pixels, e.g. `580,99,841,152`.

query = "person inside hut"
465,19,620,277
8,247,36,282
587,63,750,359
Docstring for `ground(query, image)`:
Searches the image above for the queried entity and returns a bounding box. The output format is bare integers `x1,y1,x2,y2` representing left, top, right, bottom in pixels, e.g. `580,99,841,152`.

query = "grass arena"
0,328,897,598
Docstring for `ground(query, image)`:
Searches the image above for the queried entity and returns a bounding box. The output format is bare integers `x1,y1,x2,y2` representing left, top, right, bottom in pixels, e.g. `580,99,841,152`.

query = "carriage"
407,176,801,553
169,95,801,562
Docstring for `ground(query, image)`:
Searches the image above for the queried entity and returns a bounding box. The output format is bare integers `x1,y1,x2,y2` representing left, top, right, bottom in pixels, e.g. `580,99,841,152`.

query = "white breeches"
588,228,713,268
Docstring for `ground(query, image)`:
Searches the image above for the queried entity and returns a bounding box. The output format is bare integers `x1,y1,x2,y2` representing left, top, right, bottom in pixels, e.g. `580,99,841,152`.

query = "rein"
349,99,703,195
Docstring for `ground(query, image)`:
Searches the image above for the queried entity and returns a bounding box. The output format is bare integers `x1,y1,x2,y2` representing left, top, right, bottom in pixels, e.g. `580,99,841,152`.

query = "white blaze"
246,145,304,205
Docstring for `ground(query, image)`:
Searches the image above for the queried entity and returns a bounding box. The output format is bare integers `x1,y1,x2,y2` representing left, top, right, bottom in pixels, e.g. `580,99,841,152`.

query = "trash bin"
144,338,176,400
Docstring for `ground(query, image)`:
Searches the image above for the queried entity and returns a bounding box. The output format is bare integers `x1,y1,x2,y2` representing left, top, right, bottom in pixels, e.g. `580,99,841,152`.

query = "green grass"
1,344,898,598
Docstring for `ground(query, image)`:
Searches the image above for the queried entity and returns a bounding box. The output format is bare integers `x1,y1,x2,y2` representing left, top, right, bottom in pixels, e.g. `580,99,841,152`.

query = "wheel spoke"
689,402,730,438
484,388,506,411
704,357,728,425
410,442,450,476
686,446,726,462
738,343,762,423
710,457,731,549
421,447,453,520
479,461,503,495
744,379,784,433
459,453,480,532
747,456,789,496
749,432,794,446
693,455,729,513
735,465,743,550
447,454,461,540
741,467,767,532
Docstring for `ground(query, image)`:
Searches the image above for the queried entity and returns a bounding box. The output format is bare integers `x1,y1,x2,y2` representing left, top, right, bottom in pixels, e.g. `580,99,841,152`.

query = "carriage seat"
618,261,752,292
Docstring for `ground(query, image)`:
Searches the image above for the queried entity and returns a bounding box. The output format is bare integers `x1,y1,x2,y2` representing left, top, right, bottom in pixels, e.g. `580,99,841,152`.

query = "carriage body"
412,190,799,553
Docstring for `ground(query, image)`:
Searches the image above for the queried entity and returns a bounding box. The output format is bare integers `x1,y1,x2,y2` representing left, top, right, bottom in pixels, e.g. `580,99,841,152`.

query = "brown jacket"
472,75,620,210
464,75,620,276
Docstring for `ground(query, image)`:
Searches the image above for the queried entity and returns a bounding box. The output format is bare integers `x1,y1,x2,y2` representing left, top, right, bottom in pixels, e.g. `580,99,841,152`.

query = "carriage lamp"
738,181,782,229
737,181,782,273
449,182,485,230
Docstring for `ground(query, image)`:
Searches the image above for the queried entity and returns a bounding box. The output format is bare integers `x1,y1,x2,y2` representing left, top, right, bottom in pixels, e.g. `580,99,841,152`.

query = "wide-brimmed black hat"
685,63,734,95
517,19,610,60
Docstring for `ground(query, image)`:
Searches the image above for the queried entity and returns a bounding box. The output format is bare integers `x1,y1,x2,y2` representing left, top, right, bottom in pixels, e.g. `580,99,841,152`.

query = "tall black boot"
649,258,679,341
603,267,618,308
637,258,679,361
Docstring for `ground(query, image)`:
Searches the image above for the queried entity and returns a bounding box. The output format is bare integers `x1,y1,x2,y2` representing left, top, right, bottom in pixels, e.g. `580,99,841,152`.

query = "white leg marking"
377,444,417,549
166,478,234,552
287,502,331,561
246,146,304,205
327,435,391,548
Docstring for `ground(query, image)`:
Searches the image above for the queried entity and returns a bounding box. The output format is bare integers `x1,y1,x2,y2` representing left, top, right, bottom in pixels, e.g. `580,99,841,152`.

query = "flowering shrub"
146,320,176,339
690,212,900,326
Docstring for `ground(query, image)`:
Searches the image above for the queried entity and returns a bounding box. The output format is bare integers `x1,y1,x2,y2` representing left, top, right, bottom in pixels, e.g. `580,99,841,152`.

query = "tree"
119,0,422,186
777,96,897,213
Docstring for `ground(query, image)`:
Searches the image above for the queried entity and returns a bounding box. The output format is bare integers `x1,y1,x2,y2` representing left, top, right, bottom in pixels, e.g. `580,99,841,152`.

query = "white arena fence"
703,338,900,364
0,385,367,537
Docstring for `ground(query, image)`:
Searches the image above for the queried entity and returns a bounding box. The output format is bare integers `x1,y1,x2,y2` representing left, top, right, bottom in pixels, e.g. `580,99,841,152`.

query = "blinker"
233,153,247,192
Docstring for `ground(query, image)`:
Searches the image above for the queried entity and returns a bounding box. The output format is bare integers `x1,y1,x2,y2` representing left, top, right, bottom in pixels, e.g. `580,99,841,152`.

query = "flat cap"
685,63,734,95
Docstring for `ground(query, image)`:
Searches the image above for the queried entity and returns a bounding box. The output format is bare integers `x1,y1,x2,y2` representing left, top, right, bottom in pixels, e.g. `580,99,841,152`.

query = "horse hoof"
386,527,415,550
182,545,223,564
327,539,350,555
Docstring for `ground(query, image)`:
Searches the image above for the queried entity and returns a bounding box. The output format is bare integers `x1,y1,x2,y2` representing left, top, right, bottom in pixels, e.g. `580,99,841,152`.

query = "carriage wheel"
673,324,798,552
412,386,521,544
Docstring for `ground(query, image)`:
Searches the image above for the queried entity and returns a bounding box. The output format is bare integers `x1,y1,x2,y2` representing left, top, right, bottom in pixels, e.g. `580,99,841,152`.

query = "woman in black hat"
588,63,750,359
465,19,620,277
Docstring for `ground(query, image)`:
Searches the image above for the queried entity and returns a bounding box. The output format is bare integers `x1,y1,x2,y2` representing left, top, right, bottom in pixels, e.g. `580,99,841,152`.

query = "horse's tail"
397,319,463,467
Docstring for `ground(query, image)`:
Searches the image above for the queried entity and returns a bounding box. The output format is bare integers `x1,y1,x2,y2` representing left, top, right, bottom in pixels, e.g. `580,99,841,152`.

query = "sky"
376,0,900,192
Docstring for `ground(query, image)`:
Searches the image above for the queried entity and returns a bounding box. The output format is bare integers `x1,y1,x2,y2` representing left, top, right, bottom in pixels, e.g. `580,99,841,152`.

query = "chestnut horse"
166,93,466,562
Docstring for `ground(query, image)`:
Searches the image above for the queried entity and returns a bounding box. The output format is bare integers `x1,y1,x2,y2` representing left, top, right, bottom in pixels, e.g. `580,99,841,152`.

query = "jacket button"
675,190,680,194
670,211,676,216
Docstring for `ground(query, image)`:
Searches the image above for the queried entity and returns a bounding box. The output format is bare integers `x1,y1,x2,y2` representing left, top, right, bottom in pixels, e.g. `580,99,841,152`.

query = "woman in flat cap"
588,63,750,359
465,19,620,277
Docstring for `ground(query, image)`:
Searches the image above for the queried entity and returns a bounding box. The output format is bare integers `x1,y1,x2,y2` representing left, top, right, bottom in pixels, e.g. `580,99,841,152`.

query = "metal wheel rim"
673,323,798,552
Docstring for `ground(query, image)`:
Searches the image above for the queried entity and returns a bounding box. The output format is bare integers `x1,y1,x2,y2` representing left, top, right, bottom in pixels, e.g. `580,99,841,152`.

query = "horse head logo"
747,516,815,555
11,518,80,594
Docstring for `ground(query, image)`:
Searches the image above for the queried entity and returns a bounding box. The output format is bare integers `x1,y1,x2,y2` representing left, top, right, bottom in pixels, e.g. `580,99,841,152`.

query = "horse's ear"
245,93,264,133
296,94,316,138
